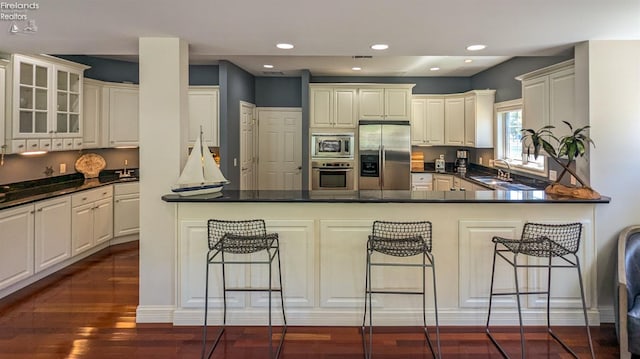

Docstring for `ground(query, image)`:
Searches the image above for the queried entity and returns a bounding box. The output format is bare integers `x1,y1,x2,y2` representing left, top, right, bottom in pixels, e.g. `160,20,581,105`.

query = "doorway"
257,108,302,190
239,101,257,190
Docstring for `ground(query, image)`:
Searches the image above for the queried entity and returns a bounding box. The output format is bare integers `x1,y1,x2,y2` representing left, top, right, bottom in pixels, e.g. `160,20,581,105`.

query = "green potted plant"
521,121,600,199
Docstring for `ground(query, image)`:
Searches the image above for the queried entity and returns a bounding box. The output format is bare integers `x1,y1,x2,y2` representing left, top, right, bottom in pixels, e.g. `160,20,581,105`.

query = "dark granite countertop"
162,190,609,204
0,171,139,211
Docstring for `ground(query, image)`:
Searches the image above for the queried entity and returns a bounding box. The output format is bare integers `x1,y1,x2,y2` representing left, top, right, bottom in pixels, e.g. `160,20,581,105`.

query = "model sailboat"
171,130,229,196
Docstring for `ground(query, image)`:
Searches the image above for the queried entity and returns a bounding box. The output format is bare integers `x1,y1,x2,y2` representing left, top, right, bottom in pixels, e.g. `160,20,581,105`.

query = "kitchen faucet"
116,159,133,178
494,159,512,182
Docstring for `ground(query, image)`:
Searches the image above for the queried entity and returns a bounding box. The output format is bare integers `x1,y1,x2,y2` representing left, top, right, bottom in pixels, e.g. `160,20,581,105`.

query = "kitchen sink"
469,176,535,191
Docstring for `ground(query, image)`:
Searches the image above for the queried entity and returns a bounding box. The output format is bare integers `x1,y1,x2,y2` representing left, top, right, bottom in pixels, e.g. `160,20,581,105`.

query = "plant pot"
544,183,601,200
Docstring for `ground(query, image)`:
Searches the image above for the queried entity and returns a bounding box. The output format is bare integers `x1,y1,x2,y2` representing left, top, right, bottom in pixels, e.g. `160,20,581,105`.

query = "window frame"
494,99,547,176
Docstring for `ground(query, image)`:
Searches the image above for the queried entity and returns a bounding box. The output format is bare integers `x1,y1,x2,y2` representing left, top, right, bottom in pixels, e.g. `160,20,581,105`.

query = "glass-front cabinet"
8,54,88,153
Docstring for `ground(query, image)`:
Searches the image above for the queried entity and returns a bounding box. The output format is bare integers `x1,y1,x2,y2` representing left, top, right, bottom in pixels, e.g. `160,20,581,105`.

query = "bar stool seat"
202,219,287,359
485,222,595,358
362,220,441,359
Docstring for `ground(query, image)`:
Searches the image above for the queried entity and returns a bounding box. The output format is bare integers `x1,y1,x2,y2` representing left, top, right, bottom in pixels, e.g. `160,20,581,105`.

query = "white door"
240,101,257,190
257,108,302,190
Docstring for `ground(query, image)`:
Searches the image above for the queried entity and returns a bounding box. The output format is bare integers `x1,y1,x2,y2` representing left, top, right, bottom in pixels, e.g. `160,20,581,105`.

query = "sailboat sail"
172,132,229,196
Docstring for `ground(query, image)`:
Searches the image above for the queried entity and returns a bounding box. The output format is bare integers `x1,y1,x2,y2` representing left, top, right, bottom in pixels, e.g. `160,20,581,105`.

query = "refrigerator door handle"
380,145,385,188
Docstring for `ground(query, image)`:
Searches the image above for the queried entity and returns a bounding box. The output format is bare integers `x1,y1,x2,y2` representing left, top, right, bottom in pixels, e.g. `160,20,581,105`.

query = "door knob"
297,166,302,170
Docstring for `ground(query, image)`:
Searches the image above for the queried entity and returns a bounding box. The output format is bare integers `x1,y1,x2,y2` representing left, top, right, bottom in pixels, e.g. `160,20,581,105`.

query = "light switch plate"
549,170,557,181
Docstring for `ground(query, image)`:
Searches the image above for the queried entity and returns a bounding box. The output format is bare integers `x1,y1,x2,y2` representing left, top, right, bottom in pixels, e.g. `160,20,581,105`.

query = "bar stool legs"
485,222,595,359
202,220,287,359
361,220,441,359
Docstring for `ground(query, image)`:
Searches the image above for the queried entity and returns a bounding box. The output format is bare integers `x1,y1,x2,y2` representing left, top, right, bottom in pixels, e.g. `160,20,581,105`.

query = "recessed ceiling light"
430,67,440,71
263,64,274,69
352,67,362,71
466,44,486,51
464,59,473,63
276,43,294,50
370,44,389,50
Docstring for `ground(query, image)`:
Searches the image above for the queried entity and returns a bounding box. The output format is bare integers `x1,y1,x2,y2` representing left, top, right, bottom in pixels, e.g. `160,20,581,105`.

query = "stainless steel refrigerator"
358,120,411,190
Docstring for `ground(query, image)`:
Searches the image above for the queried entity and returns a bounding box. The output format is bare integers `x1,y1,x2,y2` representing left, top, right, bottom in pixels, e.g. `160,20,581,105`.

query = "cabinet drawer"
114,182,139,196
72,186,113,207
411,173,433,186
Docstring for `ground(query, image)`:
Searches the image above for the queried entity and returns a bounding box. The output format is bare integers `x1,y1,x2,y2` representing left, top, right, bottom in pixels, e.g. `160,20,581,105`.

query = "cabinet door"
445,97,465,145
433,175,453,191
385,88,410,119
0,63,6,150
359,88,384,119
82,80,102,148
426,97,445,145
108,86,139,147
309,87,333,127
13,55,52,139
549,68,575,140
188,87,219,146
93,198,113,245
522,76,549,132
410,99,426,144
71,202,94,255
0,204,34,290
333,88,357,128
54,67,82,137
114,194,140,237
464,96,476,147
34,197,71,273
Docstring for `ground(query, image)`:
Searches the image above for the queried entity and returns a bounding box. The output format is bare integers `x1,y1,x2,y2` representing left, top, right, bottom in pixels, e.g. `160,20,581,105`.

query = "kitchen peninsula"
160,190,608,327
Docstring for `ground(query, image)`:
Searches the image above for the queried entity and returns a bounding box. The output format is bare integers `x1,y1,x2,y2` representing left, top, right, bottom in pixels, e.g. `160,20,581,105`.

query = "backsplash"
411,146,495,166
0,148,139,185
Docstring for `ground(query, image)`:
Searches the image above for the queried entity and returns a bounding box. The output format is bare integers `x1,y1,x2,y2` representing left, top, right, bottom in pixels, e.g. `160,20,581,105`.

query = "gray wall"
311,76,471,94
255,77,302,107
189,65,220,85
218,60,255,190
301,70,311,190
471,56,573,103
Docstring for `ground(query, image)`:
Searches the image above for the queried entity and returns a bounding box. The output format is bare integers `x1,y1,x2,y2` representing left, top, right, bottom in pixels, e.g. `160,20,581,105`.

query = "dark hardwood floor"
0,242,620,358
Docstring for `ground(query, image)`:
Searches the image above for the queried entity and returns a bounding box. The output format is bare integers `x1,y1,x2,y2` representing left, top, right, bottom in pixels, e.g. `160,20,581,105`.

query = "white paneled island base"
145,196,603,327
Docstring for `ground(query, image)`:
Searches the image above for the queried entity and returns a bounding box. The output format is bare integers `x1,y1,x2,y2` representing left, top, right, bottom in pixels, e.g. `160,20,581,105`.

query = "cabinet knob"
82,197,87,201
30,210,35,214
31,144,38,147
115,199,120,203
37,208,43,212
103,192,107,195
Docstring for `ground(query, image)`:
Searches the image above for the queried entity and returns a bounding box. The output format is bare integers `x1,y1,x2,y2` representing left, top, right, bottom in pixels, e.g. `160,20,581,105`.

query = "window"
495,99,545,174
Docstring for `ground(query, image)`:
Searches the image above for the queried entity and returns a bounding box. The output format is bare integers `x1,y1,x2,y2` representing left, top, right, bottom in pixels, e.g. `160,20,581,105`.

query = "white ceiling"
0,0,638,77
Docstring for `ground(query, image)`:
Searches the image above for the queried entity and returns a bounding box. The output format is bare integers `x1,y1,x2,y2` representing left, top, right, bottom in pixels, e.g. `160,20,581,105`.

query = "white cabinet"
309,86,357,128
188,87,219,146
0,60,7,153
0,204,34,290
34,196,72,273
433,174,454,191
444,96,465,145
464,90,496,148
71,187,113,255
82,79,103,149
359,86,413,120
104,83,139,147
518,60,576,142
113,182,139,237
5,54,88,153
411,173,433,191
411,96,445,145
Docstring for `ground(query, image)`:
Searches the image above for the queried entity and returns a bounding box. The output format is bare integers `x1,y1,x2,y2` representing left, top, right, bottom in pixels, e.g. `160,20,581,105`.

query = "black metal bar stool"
201,219,287,359
361,220,441,359
485,222,595,358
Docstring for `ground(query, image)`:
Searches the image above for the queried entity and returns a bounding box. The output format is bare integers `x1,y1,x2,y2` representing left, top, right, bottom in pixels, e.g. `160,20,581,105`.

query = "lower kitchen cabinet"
0,204,34,290
113,182,139,237
34,197,72,273
433,174,454,191
71,187,113,255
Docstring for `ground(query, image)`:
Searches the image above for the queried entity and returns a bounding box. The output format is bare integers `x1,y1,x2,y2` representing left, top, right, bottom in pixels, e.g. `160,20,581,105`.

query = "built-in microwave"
311,133,354,159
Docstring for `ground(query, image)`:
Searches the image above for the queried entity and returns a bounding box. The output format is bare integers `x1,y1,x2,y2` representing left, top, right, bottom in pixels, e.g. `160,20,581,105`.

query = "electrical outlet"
489,159,494,167
60,163,66,174
570,175,577,185
549,170,557,181
479,157,483,165
233,158,237,167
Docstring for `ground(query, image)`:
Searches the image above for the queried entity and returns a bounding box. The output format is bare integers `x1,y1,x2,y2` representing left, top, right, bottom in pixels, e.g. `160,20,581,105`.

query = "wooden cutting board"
411,152,424,171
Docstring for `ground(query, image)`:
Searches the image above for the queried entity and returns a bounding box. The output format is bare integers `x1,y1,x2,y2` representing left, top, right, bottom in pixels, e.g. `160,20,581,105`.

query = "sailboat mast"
199,126,206,183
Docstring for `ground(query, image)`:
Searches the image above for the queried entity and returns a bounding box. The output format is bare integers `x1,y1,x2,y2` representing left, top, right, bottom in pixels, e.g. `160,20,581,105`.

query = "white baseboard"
599,305,615,323
136,305,175,323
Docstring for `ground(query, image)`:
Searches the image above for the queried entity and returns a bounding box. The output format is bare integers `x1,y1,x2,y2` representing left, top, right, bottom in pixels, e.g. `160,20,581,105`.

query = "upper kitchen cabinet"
5,54,89,153
188,86,219,146
82,79,102,149
411,96,445,146
103,82,139,147
444,95,465,145
359,84,414,120
517,60,575,141
0,60,7,153
464,90,496,148
309,85,357,128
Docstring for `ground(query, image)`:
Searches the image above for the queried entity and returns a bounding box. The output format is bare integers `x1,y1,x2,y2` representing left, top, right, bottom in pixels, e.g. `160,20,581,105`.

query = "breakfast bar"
161,190,608,327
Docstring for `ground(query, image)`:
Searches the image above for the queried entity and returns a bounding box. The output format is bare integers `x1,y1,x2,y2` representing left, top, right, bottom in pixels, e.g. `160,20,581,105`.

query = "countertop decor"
522,121,600,199
75,153,106,179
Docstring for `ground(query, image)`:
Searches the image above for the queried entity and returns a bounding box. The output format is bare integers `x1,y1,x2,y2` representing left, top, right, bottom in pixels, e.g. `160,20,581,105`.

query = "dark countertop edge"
161,191,610,204
0,177,139,211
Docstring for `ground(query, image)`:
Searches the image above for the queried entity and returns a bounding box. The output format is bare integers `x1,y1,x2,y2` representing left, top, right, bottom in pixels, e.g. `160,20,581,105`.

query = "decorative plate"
75,153,106,179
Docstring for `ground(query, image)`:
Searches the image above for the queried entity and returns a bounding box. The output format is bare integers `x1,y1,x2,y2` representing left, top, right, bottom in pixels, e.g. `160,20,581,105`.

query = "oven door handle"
380,145,385,188
314,168,353,172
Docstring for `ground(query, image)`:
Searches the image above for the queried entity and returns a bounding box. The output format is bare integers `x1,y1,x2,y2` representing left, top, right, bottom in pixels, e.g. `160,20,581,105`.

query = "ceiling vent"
352,56,373,59
262,71,285,76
